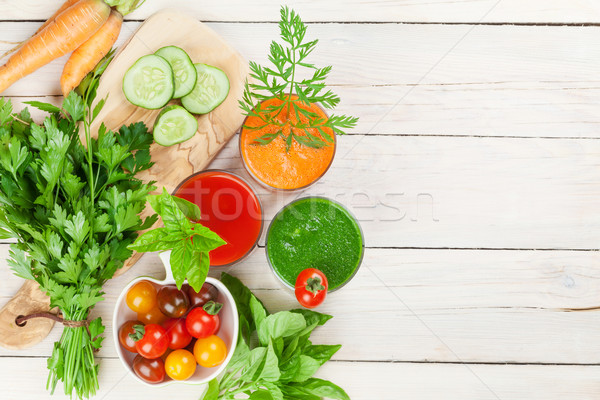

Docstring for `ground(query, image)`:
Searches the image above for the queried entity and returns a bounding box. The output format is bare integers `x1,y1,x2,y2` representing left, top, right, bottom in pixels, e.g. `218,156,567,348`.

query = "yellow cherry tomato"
137,306,167,325
126,281,157,314
193,335,227,368
165,349,196,381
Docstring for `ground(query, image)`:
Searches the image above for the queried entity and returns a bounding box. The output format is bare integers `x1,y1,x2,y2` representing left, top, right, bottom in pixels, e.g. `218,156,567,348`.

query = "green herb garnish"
0,78,156,397
202,273,350,400
239,6,358,151
128,188,226,292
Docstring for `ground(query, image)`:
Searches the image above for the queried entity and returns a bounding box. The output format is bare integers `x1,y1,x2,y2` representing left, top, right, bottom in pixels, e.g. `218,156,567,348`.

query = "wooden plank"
3,358,600,400
0,134,598,250
2,23,600,138
2,0,600,23
1,248,600,363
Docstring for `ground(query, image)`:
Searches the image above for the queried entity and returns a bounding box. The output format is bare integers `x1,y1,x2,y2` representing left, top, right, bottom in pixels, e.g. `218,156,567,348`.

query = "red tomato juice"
174,170,262,266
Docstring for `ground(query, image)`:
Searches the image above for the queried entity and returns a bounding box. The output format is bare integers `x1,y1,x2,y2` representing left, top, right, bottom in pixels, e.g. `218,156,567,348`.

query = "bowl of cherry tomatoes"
112,251,238,387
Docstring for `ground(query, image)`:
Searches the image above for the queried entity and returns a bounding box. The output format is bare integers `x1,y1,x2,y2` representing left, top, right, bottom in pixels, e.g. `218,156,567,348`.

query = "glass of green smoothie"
266,197,365,292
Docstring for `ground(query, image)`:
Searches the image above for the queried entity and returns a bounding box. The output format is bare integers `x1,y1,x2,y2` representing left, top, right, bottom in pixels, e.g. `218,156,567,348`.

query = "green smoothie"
266,197,364,291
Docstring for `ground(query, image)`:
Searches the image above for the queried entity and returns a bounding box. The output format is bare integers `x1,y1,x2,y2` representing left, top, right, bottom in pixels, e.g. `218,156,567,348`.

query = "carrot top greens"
239,6,358,151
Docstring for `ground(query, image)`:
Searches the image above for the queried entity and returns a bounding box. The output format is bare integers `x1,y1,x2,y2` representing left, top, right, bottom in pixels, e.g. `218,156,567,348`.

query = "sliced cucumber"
153,105,198,146
155,46,197,98
123,55,174,109
181,64,230,114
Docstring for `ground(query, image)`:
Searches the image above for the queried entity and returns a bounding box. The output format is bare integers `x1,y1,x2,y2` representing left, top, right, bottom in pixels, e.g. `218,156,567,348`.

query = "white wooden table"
1,1,600,399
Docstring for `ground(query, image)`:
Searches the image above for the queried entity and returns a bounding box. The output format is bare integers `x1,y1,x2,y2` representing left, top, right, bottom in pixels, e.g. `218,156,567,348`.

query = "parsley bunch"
239,6,358,150
0,90,156,397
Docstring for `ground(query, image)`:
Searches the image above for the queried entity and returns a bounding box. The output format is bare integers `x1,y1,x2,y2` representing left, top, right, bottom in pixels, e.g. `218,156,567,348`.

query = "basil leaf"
302,344,341,366
261,383,283,400
172,196,202,221
290,309,333,327
201,378,219,400
169,240,191,288
258,312,306,345
280,385,320,400
185,251,210,292
241,347,267,382
289,378,351,400
258,341,281,382
250,294,267,330
128,227,174,252
289,355,320,383
249,390,273,400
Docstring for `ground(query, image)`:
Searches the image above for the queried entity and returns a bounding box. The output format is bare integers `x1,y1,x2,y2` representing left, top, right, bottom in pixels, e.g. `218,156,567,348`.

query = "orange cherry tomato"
118,320,141,353
137,306,168,325
193,335,227,368
165,349,197,381
126,281,157,314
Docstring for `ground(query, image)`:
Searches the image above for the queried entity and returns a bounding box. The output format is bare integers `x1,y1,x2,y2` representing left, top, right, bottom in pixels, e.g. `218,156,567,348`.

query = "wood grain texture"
0,134,598,250
0,281,54,349
2,358,600,400
1,0,600,23
2,23,600,138
1,248,599,364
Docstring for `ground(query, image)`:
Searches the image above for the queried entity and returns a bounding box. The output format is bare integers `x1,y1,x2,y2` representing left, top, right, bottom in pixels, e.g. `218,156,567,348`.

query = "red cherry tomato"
132,355,165,384
185,301,222,339
157,285,190,318
187,283,219,308
118,320,141,353
131,323,169,359
162,318,192,350
295,268,328,309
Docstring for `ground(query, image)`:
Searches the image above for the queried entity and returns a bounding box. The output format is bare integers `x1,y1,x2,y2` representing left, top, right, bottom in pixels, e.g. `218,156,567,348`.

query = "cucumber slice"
123,55,174,109
181,64,230,114
153,105,198,146
155,46,197,98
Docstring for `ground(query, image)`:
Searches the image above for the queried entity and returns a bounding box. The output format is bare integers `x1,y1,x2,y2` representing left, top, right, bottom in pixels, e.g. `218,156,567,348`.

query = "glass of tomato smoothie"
174,170,263,267
240,97,336,191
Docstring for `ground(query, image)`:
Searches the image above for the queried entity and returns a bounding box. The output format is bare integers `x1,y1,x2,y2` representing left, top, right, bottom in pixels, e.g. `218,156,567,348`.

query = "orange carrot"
60,9,122,96
0,0,110,94
1,0,82,60
36,0,83,34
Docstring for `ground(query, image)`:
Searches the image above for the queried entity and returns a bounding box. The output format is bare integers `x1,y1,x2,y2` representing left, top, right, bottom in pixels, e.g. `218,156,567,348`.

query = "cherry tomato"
187,283,219,308
186,301,222,339
157,285,190,318
126,281,157,314
131,323,169,359
295,268,328,309
193,335,227,368
137,306,168,326
118,320,141,353
165,349,197,381
132,355,165,384
162,318,192,350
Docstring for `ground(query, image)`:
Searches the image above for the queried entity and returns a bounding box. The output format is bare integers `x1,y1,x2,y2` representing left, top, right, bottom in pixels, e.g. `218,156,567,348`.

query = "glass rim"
264,195,365,293
239,97,337,192
172,169,264,268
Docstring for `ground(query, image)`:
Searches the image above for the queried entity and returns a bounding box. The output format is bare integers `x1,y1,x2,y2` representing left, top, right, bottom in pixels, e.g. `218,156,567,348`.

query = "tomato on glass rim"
162,318,192,350
130,323,169,359
295,268,328,308
186,301,222,339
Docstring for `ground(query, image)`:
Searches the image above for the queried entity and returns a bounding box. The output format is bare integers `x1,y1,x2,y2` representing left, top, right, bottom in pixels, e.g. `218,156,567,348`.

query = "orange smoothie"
240,97,336,190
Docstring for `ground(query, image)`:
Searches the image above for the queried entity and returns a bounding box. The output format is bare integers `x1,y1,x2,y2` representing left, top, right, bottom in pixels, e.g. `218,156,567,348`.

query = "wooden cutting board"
0,9,249,349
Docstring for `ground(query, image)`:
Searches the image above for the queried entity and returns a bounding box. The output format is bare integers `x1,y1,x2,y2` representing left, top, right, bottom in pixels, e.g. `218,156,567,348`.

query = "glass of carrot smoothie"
240,96,336,191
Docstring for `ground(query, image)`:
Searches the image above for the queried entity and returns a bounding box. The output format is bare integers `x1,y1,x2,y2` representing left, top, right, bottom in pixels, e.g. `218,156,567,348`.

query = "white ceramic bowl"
112,251,239,388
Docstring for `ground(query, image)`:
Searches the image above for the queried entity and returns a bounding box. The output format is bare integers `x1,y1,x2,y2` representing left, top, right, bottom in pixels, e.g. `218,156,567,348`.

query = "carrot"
60,10,122,96
0,0,110,94
0,0,82,60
